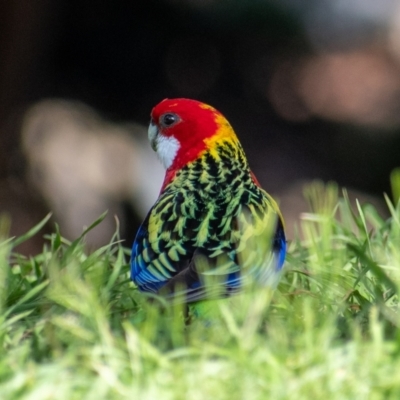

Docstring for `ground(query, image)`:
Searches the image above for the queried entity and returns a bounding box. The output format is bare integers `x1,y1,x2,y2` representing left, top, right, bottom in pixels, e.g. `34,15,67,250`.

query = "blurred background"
1,0,399,254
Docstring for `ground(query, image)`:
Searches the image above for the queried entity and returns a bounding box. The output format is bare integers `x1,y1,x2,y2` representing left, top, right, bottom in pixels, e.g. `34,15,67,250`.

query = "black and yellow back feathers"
131,139,286,303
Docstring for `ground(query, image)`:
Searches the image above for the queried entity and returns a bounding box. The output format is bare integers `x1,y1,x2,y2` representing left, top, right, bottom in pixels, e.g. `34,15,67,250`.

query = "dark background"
1,0,399,253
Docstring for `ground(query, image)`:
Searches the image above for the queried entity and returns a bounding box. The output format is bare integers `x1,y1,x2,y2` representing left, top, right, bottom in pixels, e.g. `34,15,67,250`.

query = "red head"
148,98,238,173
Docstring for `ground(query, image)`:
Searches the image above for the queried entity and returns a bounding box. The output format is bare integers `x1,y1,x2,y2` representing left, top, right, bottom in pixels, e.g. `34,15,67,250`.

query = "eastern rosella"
131,98,286,304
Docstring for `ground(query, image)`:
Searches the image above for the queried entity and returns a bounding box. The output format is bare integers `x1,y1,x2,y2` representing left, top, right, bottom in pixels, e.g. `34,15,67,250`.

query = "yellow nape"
203,112,239,156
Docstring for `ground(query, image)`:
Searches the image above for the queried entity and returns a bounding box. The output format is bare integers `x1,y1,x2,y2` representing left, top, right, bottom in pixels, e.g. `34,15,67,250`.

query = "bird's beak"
148,120,159,151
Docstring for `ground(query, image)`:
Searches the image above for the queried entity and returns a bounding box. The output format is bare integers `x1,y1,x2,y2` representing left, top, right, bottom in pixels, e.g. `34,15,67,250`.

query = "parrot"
131,98,286,308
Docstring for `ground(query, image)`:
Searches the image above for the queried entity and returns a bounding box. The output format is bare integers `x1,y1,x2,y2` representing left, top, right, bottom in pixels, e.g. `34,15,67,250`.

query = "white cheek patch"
155,134,180,169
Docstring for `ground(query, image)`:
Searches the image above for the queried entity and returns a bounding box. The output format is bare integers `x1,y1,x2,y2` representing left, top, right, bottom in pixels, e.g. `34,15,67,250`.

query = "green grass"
1,180,400,399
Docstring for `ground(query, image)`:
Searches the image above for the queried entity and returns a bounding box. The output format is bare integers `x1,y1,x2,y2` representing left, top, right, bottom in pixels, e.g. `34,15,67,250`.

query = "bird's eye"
160,113,179,127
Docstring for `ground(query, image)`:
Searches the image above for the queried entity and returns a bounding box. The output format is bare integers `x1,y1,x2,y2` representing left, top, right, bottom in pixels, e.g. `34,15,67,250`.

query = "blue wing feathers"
131,216,167,293
131,213,286,300
274,221,286,271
